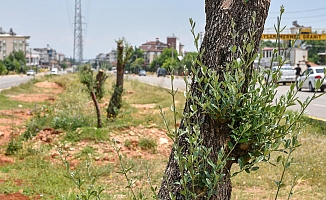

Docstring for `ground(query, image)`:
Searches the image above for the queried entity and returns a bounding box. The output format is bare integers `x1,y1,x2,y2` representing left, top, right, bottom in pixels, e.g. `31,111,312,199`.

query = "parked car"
51,68,58,75
26,70,35,76
264,65,296,85
297,66,326,92
138,70,146,76
157,67,167,77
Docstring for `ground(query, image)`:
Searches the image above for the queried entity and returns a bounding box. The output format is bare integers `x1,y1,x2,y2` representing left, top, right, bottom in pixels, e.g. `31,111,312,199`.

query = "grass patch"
138,137,157,152
64,127,109,143
0,94,34,110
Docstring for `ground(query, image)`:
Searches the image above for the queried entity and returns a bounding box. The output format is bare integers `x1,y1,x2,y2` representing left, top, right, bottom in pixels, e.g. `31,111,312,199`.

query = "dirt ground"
0,81,172,199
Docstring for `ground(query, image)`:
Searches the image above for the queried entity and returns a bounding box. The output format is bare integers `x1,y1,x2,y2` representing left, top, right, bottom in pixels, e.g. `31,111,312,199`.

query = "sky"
0,0,325,60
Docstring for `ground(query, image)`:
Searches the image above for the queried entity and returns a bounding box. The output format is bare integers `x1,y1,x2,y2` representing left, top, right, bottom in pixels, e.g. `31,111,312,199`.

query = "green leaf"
238,138,249,143
246,43,252,53
206,178,212,185
190,104,197,112
285,139,291,148
251,166,259,171
228,141,234,149
230,45,237,53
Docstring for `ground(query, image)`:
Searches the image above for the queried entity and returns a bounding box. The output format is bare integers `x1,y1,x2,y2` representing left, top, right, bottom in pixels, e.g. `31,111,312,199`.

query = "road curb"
306,115,326,123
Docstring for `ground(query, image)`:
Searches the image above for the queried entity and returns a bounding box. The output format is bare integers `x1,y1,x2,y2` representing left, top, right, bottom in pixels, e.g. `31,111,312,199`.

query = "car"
297,66,326,92
157,67,167,77
264,65,296,85
26,70,35,76
51,68,58,75
138,70,146,76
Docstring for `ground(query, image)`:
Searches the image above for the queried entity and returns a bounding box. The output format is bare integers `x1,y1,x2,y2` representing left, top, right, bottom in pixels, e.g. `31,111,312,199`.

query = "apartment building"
95,49,117,65
0,27,30,60
33,44,57,68
139,35,184,65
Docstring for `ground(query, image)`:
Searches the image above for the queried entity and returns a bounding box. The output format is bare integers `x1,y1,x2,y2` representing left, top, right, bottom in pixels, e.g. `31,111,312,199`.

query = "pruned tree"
107,38,133,118
158,0,272,199
79,65,108,128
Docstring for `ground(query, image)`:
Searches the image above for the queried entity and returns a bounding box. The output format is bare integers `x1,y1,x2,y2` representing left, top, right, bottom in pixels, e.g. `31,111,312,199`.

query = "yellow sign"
261,34,326,40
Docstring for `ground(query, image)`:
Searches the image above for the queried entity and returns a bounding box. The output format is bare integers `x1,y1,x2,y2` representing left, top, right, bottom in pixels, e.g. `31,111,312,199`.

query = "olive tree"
158,1,274,199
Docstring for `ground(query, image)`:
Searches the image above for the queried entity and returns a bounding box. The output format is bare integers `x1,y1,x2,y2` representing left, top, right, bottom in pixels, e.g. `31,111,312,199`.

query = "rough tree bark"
116,41,126,89
90,91,102,128
158,0,271,199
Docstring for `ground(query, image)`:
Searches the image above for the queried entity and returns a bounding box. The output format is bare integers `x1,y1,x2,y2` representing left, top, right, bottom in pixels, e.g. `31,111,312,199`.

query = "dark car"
157,68,167,77
138,70,146,76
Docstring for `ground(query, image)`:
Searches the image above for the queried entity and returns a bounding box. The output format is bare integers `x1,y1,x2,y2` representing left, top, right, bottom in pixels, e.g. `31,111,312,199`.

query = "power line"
65,0,74,34
269,6,326,14
282,14,326,20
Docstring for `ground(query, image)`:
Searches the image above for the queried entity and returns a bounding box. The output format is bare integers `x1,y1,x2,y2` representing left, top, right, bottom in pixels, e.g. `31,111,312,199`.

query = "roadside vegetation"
0,73,325,199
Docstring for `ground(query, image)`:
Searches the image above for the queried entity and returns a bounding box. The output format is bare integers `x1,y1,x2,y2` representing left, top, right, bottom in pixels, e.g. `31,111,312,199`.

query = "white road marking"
312,104,326,108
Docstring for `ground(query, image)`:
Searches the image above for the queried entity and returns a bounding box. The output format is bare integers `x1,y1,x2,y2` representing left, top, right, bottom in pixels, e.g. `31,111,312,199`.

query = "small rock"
94,157,101,161
52,129,63,134
43,127,54,132
0,132,5,137
64,143,70,150
51,152,59,158
159,138,169,145
112,138,121,144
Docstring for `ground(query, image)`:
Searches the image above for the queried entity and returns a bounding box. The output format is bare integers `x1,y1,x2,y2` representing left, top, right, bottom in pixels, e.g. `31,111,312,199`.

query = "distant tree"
125,47,144,73
68,57,76,65
60,63,68,70
130,57,144,73
4,50,26,73
0,61,7,75
13,50,26,65
178,52,198,73
260,40,277,48
107,38,133,118
150,48,178,71
161,57,177,71
302,40,326,65
3,57,14,73
99,61,112,71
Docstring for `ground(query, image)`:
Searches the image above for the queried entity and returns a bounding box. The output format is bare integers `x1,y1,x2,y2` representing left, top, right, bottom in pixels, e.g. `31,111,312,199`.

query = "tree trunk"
107,41,125,118
158,0,270,199
116,42,124,89
90,91,102,128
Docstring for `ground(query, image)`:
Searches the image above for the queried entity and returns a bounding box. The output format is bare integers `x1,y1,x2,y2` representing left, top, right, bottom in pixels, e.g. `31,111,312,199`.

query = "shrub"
138,137,157,152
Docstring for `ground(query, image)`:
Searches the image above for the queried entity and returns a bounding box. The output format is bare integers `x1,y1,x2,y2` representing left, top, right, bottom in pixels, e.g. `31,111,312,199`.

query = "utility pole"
30,48,32,69
73,0,83,69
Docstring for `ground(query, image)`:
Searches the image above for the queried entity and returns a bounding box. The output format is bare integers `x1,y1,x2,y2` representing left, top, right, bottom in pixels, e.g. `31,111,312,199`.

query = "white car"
264,66,296,85
297,66,326,92
51,68,58,75
26,70,35,76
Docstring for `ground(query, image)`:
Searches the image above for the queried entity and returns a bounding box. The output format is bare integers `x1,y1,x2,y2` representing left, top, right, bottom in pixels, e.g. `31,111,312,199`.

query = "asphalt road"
1,73,325,120
0,74,35,91
127,74,326,121
0,70,66,91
